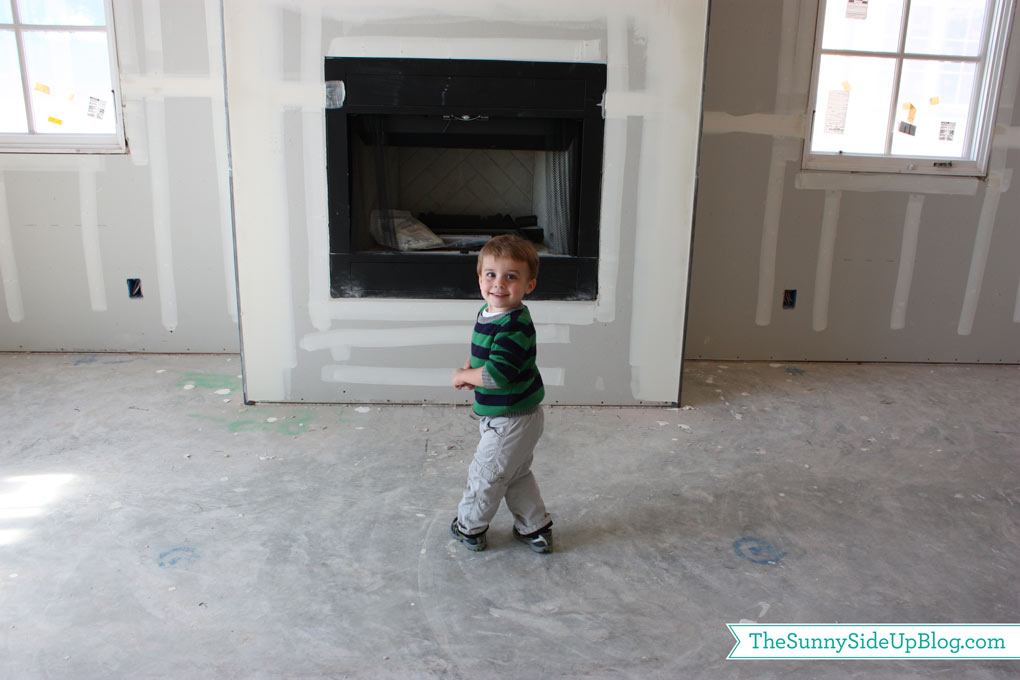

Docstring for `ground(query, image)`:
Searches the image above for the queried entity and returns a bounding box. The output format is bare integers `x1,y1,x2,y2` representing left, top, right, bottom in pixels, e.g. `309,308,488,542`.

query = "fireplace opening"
325,57,606,299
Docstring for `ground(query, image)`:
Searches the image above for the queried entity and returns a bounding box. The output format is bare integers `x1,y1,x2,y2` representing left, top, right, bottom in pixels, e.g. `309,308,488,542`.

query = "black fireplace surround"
325,57,606,299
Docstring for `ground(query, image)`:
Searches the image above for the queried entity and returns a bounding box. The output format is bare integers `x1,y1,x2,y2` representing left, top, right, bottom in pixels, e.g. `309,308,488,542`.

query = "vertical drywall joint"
755,141,799,326
812,189,840,332
0,173,25,323
890,193,924,330
141,0,178,331
78,168,108,312
957,166,1010,336
755,0,812,327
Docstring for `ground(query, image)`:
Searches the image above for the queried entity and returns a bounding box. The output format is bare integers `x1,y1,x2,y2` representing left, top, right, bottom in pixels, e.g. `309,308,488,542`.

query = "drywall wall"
0,0,239,353
689,0,1020,363
223,0,709,404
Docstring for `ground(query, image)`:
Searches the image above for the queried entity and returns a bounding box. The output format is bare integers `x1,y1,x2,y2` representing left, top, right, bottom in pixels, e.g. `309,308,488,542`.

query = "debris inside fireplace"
371,210,545,253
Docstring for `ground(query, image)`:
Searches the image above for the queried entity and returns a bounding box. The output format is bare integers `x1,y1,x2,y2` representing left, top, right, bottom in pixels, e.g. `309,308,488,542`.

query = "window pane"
22,30,114,134
821,0,904,52
16,0,106,26
891,59,976,158
0,3,12,23
811,54,896,154
0,30,29,133
905,0,989,57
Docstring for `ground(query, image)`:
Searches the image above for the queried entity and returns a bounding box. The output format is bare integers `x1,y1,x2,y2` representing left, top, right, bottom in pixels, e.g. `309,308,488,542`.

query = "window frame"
0,0,126,154
803,0,1016,177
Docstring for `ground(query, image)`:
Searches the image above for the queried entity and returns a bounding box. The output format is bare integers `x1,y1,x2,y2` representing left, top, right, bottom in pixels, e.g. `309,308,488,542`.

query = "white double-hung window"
805,0,1015,176
0,0,125,153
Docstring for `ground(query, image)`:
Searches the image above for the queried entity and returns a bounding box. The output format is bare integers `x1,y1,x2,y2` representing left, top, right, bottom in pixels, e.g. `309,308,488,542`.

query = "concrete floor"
0,352,1017,679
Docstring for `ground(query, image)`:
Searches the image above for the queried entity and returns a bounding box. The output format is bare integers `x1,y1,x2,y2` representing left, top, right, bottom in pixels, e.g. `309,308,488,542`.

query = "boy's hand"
453,357,477,389
452,368,475,390
453,363,487,390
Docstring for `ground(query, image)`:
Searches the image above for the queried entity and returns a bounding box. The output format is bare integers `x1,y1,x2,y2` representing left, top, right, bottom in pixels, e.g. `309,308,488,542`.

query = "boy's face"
478,255,536,314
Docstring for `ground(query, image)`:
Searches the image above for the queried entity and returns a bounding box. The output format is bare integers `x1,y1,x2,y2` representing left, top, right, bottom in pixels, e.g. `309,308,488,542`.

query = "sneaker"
513,523,553,554
451,518,487,551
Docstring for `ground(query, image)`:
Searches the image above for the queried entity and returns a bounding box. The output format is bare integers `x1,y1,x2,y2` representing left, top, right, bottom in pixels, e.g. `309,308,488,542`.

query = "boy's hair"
476,234,540,279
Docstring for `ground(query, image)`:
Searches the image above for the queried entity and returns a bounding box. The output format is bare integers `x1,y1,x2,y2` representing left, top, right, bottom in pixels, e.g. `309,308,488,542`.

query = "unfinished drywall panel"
700,0,783,115
224,0,708,403
0,0,239,353
688,0,1020,364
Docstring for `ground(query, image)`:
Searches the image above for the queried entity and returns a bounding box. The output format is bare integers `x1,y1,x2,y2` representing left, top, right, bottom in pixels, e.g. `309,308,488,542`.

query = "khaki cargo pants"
456,407,550,536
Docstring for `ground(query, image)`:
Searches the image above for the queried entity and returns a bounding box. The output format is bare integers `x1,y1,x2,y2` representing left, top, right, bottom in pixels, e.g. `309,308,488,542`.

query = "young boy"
450,234,552,554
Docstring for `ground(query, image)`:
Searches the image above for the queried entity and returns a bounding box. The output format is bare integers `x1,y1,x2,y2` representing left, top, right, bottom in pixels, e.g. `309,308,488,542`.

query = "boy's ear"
525,278,537,294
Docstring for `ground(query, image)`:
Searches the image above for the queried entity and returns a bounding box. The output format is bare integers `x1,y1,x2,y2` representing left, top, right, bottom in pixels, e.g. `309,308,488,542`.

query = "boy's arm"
452,366,485,389
453,356,482,390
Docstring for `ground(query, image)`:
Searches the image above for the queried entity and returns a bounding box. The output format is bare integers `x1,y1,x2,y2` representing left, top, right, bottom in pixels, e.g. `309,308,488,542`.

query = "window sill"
0,135,127,155
795,171,981,196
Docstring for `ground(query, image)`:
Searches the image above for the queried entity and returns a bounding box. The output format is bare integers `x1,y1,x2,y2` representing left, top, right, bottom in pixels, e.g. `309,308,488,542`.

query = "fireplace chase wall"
224,0,708,405
325,57,607,299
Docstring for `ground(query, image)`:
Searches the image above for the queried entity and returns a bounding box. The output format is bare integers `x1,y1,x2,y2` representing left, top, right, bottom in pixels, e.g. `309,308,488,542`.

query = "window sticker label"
898,121,917,136
939,121,956,141
824,89,850,134
846,0,868,20
87,97,106,120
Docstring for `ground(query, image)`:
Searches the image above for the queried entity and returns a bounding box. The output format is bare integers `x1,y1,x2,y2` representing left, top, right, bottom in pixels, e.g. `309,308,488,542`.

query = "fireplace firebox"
325,57,606,299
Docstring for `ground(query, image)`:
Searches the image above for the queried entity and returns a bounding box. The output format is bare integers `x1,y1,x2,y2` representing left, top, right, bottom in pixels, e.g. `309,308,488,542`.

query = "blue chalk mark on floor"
785,367,806,376
734,537,787,565
158,547,198,568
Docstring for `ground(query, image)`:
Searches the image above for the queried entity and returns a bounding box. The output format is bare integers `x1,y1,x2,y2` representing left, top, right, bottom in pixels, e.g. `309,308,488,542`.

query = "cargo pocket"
475,416,510,483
